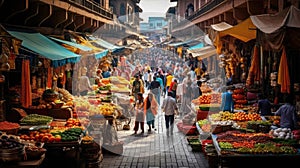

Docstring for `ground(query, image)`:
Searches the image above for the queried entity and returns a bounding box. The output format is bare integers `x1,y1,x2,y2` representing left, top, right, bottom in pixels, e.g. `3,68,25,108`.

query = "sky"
139,0,177,23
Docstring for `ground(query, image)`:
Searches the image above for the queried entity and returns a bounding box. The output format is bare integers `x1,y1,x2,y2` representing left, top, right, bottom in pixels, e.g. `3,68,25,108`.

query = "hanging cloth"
21,59,32,108
246,45,260,87
277,47,290,93
47,67,53,89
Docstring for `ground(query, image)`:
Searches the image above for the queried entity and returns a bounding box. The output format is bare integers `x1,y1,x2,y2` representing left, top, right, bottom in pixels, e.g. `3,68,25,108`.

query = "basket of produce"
20,114,53,125
24,146,46,160
42,89,58,102
189,139,202,152
0,134,25,162
199,105,210,111
52,99,65,109
0,121,20,135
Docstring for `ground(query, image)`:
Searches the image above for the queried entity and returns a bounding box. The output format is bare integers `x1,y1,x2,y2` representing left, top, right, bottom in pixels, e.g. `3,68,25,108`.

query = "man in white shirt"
162,92,178,136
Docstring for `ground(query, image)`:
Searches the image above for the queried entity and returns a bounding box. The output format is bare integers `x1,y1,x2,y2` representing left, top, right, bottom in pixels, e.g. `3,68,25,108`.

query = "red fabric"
21,60,32,108
47,67,53,88
246,45,260,87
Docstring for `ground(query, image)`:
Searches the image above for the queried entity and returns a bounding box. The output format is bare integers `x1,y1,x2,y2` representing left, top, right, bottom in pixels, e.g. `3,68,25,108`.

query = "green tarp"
7,30,81,67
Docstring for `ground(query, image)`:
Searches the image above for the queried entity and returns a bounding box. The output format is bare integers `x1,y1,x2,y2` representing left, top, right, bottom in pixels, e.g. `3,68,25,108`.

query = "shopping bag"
123,118,131,130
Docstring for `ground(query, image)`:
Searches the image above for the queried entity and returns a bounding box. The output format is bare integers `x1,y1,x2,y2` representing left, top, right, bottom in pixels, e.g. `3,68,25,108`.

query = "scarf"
144,96,158,116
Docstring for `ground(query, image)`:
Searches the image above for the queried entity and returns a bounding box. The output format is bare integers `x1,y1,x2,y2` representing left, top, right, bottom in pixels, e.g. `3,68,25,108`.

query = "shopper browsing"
274,95,299,130
144,92,158,132
133,93,145,134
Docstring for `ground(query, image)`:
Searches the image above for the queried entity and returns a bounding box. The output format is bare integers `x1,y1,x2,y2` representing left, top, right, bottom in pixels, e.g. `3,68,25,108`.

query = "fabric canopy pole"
21,59,32,108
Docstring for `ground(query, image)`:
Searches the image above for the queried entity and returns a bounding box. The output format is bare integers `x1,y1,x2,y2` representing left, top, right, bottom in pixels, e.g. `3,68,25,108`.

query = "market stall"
195,109,300,167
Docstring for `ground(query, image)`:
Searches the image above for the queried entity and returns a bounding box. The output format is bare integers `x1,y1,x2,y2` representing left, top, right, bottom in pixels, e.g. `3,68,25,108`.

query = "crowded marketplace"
0,0,300,168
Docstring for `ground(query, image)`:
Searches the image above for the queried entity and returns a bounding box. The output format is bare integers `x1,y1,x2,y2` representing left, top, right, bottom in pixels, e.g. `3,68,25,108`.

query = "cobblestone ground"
100,109,209,168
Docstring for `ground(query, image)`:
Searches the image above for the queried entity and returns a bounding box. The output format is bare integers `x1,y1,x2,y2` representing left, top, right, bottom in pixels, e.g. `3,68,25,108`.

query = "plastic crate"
182,125,198,135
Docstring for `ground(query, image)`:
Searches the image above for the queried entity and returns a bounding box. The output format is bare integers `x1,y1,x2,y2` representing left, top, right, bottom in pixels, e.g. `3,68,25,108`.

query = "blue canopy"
95,50,109,59
188,42,204,51
88,36,124,52
7,30,81,67
49,36,93,51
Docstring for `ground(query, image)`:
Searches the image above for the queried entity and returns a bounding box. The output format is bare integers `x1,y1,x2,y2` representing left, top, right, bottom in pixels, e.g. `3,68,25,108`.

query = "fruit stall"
0,76,132,167
73,75,133,155
0,113,103,168
195,111,300,167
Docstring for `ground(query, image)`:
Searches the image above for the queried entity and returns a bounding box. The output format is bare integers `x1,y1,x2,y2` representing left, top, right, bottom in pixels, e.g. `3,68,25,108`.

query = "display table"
24,107,73,119
211,134,300,168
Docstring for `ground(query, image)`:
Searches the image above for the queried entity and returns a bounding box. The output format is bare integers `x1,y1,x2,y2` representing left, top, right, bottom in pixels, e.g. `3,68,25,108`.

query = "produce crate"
189,139,202,152
211,125,223,134
182,125,198,135
186,135,199,144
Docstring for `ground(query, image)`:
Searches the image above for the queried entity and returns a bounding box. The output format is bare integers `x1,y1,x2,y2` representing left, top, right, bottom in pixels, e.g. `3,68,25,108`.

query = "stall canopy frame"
188,45,217,59
48,36,93,52
7,30,81,67
87,36,124,53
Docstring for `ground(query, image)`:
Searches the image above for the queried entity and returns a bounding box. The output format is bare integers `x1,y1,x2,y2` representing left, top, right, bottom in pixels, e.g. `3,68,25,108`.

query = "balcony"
172,0,226,30
64,0,113,20
187,0,226,21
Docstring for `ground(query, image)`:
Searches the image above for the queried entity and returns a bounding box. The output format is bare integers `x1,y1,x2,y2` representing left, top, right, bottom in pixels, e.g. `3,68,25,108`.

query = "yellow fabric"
215,33,223,55
177,46,182,57
219,18,256,42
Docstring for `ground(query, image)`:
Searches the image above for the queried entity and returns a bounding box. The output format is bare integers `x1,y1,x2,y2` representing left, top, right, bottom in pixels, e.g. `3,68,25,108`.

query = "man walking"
162,91,178,136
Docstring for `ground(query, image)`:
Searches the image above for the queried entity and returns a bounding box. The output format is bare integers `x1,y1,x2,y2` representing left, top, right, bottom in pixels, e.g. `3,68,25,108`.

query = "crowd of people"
75,46,299,136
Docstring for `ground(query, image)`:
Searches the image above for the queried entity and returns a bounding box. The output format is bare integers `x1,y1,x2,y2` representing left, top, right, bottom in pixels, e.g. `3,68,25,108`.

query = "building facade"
109,0,142,32
0,0,113,33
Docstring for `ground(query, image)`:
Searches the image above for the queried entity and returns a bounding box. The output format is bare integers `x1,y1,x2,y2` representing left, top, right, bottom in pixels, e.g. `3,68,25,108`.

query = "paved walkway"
100,108,209,168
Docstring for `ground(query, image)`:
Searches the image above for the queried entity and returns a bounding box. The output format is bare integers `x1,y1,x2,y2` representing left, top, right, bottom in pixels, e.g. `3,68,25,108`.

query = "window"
157,23,162,27
120,3,126,16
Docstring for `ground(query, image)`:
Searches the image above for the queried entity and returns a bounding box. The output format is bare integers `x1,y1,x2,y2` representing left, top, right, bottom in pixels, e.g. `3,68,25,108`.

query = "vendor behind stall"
257,93,272,116
78,67,92,96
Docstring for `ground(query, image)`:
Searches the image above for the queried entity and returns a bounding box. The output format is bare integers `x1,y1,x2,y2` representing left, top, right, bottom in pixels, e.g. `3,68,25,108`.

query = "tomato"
35,134,40,141
41,136,49,142
48,137,55,143
39,134,45,139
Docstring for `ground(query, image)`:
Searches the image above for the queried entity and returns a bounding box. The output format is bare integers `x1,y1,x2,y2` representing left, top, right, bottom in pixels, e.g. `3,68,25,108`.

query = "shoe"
148,128,151,132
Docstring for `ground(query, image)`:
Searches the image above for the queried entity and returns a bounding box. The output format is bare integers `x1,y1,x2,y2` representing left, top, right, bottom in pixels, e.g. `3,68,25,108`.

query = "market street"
100,109,209,168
